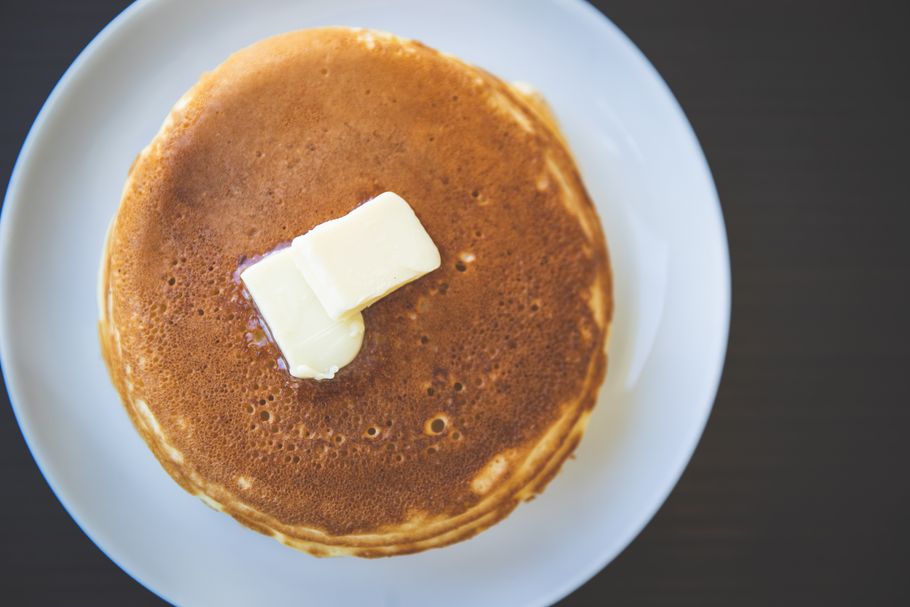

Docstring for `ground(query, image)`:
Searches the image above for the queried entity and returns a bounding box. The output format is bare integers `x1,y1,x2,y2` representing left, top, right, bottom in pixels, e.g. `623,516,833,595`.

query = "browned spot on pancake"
100,27,612,557
471,452,513,495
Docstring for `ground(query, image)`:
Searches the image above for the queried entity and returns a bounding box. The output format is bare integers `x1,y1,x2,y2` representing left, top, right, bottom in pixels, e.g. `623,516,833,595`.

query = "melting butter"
240,249,364,380
241,192,439,380
291,192,441,320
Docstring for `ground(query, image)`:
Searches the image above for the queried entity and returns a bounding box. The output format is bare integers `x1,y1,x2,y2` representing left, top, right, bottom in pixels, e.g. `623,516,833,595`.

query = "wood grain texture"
1,1,908,605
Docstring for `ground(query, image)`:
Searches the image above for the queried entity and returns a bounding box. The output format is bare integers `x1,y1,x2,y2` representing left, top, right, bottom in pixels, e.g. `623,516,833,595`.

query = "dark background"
2,0,908,605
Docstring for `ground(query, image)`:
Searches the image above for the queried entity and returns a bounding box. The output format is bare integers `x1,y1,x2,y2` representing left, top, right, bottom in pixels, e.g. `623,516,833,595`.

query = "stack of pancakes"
99,28,612,557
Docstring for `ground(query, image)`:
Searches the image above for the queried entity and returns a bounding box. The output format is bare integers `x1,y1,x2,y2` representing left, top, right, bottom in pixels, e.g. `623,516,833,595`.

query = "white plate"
0,0,729,605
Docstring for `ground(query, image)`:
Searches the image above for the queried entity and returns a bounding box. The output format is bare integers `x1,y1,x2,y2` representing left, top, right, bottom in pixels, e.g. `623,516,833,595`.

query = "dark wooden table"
2,1,908,605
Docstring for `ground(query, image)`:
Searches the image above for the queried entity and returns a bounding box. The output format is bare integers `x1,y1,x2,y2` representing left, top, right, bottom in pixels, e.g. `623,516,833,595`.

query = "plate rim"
0,0,730,605
538,4,729,605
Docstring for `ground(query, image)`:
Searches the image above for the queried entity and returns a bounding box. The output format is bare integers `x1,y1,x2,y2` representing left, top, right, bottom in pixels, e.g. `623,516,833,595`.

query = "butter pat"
241,192,440,381
291,192,441,319
240,249,364,380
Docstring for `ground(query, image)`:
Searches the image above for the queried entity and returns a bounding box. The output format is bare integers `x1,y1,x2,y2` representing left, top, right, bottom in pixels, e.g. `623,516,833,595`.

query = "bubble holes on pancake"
241,373,417,470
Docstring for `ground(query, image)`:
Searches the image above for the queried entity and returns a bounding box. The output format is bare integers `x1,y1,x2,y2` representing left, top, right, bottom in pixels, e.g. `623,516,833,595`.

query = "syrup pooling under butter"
241,248,364,380
240,192,440,380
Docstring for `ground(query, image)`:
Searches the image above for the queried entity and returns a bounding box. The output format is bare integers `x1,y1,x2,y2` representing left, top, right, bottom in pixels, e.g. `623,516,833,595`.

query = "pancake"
99,27,612,557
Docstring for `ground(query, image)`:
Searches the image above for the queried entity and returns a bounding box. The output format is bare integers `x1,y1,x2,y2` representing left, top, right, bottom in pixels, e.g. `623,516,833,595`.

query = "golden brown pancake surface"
100,28,612,556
